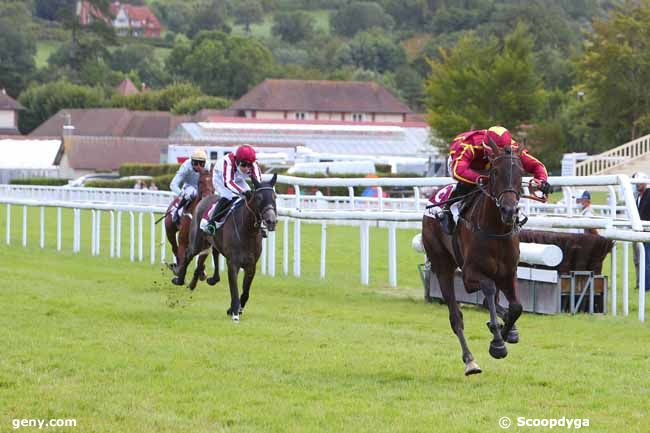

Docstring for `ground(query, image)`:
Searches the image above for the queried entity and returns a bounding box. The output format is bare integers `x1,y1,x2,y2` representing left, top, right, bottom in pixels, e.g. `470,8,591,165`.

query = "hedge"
85,174,174,191
118,164,180,177
10,177,70,186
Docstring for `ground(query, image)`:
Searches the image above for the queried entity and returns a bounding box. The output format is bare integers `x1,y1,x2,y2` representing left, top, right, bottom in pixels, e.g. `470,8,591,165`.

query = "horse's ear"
252,176,261,189
487,135,499,155
270,173,277,187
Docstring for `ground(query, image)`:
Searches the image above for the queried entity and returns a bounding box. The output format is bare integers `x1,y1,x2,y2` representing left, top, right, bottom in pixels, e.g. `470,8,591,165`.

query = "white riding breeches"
181,184,198,201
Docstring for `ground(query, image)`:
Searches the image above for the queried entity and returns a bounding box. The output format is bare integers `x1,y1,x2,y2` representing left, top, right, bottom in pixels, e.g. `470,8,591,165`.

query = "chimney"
62,112,75,150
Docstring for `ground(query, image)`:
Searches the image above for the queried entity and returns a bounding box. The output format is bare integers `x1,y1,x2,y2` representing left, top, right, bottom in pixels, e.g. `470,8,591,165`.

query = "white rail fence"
1,174,648,321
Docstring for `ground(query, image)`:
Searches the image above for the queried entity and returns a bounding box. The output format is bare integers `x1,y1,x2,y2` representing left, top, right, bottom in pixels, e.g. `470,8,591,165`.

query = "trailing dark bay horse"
164,165,214,276
423,140,534,375
171,174,278,321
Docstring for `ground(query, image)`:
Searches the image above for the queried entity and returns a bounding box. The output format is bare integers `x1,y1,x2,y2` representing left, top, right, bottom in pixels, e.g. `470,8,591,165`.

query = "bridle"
476,153,522,210
244,186,277,228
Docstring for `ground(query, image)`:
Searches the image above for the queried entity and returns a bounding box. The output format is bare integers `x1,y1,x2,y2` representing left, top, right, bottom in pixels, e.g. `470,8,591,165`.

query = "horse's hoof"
238,306,244,315
206,276,219,286
505,329,519,344
188,281,197,291
489,342,508,359
199,272,207,281
166,263,179,276
464,360,482,376
171,277,184,286
231,314,240,322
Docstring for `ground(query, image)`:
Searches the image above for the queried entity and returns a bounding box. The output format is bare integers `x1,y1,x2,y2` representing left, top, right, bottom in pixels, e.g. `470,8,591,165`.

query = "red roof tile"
115,79,139,96
230,79,412,114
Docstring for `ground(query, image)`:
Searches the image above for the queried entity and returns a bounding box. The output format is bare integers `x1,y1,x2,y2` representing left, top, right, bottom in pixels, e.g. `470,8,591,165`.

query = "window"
294,112,306,120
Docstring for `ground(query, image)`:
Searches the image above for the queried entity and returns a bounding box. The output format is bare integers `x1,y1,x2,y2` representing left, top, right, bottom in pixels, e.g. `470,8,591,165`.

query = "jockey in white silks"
169,149,207,224
199,144,262,234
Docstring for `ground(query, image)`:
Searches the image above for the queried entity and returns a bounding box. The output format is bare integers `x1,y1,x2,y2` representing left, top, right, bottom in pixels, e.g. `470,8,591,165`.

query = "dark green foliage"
109,44,170,88
188,0,231,38
330,2,394,37
0,2,36,96
118,163,180,177
18,81,105,134
272,11,316,43
87,174,173,190
171,95,231,114
110,83,202,111
335,30,406,73
233,0,265,33
10,177,70,186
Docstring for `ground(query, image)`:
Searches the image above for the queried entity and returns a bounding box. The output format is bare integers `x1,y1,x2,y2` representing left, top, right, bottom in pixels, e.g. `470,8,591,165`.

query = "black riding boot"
173,197,189,225
205,197,233,234
439,182,475,235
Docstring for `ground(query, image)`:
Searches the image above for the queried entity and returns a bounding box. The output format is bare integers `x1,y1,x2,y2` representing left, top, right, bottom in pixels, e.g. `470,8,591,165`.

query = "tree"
18,81,105,134
576,1,650,148
172,95,231,114
33,0,69,21
335,30,406,73
272,11,316,43
233,0,264,34
330,2,394,37
0,2,36,96
189,0,231,38
424,23,544,145
385,0,429,30
109,44,170,89
167,31,273,98
110,83,202,111
151,0,195,35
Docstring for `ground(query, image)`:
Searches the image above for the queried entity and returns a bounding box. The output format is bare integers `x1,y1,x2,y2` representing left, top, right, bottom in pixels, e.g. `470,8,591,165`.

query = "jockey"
200,144,262,234
439,126,550,234
170,149,207,224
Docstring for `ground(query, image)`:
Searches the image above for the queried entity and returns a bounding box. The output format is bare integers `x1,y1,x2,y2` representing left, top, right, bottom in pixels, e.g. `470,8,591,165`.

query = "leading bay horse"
171,174,278,321
164,165,215,276
423,140,532,375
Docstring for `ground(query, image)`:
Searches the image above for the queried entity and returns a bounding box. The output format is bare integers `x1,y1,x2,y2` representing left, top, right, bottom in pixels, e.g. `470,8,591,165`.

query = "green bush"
172,95,231,115
10,177,70,186
119,163,180,177
85,174,174,191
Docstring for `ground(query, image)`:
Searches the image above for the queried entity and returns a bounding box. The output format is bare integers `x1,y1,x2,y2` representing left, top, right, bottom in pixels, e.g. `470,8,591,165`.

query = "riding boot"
205,197,232,234
173,197,189,225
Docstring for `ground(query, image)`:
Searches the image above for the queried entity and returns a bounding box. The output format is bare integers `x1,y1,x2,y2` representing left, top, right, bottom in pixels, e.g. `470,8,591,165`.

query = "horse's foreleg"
439,271,480,375
189,251,208,290
481,278,507,359
206,247,220,286
499,277,523,344
226,260,241,322
239,264,257,315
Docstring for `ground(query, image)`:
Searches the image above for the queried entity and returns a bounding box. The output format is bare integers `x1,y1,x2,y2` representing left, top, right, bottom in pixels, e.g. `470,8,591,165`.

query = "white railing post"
261,237,267,275
160,216,166,264
413,186,421,211
5,204,10,245
320,223,327,279
294,185,301,209
611,243,617,316
129,211,135,262
116,211,122,258
96,210,101,256
90,210,96,256
360,222,370,285
638,243,646,322
110,211,115,258
377,187,384,212
283,218,289,276
293,219,301,277
56,207,62,251
138,212,143,262
388,222,397,288
150,212,155,265
22,205,27,247
39,207,45,249
623,241,629,316
268,230,276,277
348,187,355,210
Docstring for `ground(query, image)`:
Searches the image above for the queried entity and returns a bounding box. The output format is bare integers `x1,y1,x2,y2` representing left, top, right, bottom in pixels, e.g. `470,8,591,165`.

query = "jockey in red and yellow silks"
439,126,550,234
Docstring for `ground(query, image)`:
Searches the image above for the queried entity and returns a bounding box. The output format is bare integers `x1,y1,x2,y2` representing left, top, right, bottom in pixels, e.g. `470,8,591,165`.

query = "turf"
0,205,649,432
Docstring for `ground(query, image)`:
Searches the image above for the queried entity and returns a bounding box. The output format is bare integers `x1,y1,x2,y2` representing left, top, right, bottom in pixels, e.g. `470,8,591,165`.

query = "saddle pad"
424,184,456,219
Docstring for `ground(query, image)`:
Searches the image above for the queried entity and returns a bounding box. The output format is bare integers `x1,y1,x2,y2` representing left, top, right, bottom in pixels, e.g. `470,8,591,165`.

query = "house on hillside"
77,1,111,26
0,89,24,136
115,78,140,96
229,79,412,123
111,2,162,38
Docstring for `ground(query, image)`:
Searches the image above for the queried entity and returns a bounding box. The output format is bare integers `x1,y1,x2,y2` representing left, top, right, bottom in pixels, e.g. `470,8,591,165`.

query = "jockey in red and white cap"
201,144,262,233
439,126,550,233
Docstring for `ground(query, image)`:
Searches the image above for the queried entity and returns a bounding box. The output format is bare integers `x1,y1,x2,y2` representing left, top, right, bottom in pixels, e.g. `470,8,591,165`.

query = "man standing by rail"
633,172,650,292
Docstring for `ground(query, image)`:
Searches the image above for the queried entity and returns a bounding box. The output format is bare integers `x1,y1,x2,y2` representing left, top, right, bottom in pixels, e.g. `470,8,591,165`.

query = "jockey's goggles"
192,160,205,167
238,161,252,168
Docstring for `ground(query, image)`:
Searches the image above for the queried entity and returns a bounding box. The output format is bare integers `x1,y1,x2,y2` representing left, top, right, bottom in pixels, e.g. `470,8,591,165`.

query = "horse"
422,140,528,376
164,165,215,276
171,174,278,321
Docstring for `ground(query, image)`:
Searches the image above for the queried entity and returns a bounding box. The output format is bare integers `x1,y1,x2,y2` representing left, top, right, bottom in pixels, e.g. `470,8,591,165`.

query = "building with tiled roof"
115,78,140,96
230,79,412,123
0,89,24,136
112,2,162,38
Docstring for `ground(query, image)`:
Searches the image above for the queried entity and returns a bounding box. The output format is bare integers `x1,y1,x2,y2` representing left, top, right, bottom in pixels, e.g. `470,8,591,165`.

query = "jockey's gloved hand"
536,179,551,195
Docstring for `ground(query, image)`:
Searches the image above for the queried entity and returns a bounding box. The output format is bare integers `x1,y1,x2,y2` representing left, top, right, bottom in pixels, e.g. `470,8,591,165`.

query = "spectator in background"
134,180,144,190
148,181,158,191
578,190,599,235
633,172,650,291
